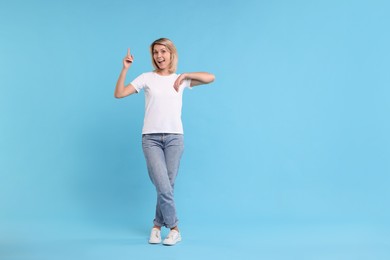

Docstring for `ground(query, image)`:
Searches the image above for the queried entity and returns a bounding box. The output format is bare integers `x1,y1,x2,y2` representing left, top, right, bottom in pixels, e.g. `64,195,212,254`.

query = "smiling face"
153,44,172,73
150,38,178,74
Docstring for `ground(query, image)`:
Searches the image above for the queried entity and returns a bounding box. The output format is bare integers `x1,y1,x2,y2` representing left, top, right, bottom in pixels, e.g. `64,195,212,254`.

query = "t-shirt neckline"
153,71,176,77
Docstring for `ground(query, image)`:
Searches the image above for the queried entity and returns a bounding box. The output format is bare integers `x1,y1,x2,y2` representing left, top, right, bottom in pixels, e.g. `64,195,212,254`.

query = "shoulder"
140,72,154,78
133,72,154,82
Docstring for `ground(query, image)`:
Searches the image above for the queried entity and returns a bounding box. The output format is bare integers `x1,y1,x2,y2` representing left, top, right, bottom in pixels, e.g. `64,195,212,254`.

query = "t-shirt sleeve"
131,73,146,93
185,79,192,89
182,78,192,89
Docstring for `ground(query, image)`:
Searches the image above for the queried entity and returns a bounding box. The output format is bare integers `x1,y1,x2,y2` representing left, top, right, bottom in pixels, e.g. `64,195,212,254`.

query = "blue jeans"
142,133,184,228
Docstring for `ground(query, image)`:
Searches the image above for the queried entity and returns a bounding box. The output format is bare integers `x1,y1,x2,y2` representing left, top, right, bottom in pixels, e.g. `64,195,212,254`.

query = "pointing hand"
123,48,134,69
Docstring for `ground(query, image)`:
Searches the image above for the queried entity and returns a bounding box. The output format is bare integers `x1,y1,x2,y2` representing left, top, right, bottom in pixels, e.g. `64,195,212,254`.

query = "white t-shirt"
131,72,192,134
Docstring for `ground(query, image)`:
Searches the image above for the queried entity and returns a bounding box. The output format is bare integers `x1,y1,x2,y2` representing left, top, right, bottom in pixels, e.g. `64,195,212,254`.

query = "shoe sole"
163,237,181,246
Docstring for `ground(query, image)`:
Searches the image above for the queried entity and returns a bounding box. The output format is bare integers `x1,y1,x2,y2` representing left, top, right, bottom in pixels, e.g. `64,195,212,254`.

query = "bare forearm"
184,72,215,86
115,68,137,98
114,68,128,98
114,48,136,98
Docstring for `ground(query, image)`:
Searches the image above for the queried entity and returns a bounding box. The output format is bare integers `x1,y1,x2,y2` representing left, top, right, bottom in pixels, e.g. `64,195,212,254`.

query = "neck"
155,69,171,76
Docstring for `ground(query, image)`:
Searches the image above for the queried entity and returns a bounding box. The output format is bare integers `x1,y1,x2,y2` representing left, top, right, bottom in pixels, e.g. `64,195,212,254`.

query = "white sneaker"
148,228,161,244
163,229,181,246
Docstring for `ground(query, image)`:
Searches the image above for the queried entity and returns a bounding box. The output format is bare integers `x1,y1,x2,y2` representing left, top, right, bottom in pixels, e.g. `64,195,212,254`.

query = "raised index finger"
127,48,131,57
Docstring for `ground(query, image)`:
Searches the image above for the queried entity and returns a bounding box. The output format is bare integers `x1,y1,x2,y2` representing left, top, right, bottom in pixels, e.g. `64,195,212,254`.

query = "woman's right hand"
123,48,134,69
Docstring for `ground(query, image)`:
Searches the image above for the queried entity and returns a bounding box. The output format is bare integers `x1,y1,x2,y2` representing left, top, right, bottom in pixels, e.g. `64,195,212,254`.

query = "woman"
114,38,215,245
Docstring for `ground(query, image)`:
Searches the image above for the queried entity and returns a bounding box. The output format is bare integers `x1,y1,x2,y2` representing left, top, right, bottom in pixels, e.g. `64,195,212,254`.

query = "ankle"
153,225,161,231
170,226,179,232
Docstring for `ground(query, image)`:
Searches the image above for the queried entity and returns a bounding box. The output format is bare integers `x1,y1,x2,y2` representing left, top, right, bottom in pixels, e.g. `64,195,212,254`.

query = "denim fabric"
142,133,184,228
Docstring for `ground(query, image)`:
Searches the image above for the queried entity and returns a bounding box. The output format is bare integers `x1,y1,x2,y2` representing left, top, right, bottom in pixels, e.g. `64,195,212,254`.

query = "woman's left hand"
173,73,188,92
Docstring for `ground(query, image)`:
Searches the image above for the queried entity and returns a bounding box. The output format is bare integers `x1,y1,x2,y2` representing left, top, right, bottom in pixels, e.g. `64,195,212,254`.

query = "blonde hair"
150,38,178,74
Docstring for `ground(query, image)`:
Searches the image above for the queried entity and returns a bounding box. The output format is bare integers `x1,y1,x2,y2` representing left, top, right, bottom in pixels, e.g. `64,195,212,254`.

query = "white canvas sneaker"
148,228,161,244
163,229,181,246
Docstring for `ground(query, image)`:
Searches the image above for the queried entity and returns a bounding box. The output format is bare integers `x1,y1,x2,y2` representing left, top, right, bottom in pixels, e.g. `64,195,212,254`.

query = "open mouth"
156,59,166,68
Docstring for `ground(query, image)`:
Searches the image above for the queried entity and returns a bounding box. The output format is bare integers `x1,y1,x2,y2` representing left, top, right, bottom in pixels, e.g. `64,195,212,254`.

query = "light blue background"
1,0,389,259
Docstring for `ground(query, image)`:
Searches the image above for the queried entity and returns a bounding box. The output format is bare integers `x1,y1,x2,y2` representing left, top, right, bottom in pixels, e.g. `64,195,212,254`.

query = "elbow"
114,92,122,99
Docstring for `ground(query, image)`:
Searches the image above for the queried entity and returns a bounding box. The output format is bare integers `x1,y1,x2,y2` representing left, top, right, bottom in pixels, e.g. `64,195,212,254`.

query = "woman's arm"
114,48,137,98
173,72,215,92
